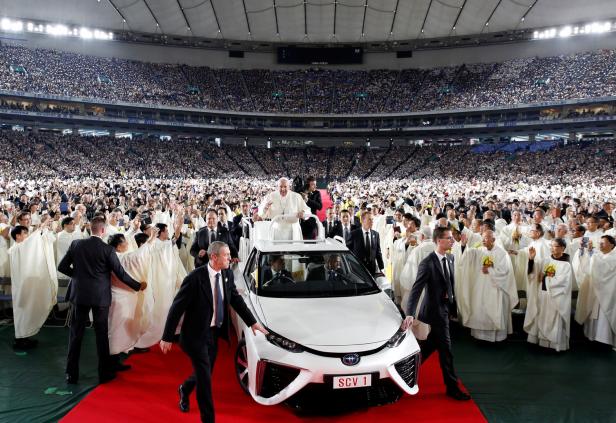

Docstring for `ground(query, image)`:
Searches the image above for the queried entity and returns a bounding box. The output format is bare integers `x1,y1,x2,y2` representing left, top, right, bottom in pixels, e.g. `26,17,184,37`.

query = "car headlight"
265,329,305,353
386,329,407,348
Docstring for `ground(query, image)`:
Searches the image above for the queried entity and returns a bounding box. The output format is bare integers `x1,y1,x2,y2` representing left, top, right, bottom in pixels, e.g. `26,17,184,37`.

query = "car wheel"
234,338,250,395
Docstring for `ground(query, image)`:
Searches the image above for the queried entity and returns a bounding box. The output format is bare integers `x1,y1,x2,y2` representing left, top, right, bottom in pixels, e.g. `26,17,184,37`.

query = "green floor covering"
0,325,97,423
0,323,615,423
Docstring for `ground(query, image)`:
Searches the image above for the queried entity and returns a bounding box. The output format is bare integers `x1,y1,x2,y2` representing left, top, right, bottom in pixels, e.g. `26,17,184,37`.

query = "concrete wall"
2,30,616,70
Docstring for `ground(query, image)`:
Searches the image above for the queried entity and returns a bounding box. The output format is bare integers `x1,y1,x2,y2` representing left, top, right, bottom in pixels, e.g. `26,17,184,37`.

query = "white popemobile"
230,215,421,406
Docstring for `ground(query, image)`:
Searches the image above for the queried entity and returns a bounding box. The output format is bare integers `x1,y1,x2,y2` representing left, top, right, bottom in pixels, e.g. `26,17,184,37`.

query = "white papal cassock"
258,190,310,241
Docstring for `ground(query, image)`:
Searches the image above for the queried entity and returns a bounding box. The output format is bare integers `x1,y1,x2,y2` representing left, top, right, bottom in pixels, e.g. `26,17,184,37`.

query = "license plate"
332,374,372,389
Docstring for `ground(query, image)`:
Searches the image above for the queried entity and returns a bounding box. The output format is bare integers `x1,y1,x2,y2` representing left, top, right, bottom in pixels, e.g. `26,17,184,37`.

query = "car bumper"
244,330,420,405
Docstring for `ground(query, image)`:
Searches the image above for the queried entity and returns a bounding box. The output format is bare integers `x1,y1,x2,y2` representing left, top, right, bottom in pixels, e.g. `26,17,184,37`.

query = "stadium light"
534,20,614,40
1,18,23,32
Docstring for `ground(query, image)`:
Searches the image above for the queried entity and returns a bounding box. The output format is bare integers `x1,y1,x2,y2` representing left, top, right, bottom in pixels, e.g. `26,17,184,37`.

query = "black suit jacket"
58,236,141,307
338,222,357,242
346,228,384,275
321,219,342,238
405,252,454,326
162,266,257,353
190,226,238,268
262,267,293,282
231,214,251,246
306,190,323,215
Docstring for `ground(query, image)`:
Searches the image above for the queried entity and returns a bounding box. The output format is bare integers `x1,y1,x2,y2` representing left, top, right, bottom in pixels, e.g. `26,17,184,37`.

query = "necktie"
209,229,215,244
344,226,348,240
365,231,371,256
442,257,454,304
215,273,224,327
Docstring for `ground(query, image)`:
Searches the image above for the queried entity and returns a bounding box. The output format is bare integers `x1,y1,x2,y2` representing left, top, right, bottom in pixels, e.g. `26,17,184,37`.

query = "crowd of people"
3,44,616,113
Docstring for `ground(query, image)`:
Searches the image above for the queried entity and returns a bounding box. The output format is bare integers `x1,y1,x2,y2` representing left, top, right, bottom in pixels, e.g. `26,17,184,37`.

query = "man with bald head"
458,229,518,342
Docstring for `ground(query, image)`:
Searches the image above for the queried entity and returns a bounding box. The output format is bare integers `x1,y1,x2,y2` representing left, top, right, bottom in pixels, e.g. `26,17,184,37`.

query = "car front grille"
394,353,419,388
259,361,301,399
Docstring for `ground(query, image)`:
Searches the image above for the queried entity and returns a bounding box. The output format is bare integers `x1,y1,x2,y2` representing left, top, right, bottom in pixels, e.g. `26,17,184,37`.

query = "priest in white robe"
574,235,616,349
108,232,154,357
400,226,435,307
458,230,518,342
523,238,574,351
258,177,310,241
8,221,58,349
56,216,86,280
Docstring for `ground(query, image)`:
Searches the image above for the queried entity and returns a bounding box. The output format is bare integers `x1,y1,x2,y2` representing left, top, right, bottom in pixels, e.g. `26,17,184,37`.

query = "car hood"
255,293,401,348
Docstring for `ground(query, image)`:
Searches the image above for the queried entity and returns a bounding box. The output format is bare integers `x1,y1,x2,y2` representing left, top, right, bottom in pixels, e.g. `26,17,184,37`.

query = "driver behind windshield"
307,254,344,281
262,255,293,283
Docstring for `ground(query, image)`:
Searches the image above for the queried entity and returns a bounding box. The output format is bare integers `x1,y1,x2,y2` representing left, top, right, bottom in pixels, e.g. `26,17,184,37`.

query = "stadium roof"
1,0,615,44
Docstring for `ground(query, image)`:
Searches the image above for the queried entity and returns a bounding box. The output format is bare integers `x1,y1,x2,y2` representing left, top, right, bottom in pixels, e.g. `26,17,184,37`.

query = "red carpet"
61,342,485,423
317,189,332,221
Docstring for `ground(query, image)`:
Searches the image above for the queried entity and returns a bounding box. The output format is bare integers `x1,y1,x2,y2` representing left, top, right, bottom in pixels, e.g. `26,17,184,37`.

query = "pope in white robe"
574,237,616,348
523,240,574,351
258,177,310,241
8,224,58,339
458,230,518,342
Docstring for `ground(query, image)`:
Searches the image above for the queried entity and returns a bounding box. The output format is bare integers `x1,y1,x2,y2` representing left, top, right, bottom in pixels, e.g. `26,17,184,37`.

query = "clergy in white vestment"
108,232,154,355
458,230,518,342
511,224,552,293
0,224,10,281
56,216,87,280
135,220,187,348
523,238,574,351
258,177,310,241
400,226,435,308
392,224,419,303
574,235,616,349
8,221,58,349
583,216,604,244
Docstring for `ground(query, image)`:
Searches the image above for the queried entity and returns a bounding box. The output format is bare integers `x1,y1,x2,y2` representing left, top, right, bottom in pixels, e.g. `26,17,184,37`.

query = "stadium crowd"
2,44,616,114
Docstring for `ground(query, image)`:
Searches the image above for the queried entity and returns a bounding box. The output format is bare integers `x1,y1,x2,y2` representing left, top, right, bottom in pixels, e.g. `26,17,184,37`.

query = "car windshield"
255,251,380,298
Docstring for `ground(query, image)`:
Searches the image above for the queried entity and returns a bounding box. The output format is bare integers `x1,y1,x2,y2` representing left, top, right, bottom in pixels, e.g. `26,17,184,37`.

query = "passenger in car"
306,254,344,281
262,255,293,283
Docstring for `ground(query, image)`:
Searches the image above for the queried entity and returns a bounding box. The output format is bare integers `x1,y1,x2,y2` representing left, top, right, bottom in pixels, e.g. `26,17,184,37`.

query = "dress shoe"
13,337,38,350
446,388,471,401
66,374,78,384
99,372,117,384
178,385,190,412
114,363,132,372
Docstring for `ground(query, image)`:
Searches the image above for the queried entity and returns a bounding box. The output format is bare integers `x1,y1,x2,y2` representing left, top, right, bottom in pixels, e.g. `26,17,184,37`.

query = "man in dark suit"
322,207,341,239
347,211,384,276
306,254,344,281
58,216,146,384
231,200,252,247
301,176,322,239
338,209,357,243
261,255,293,284
401,226,471,401
159,241,267,423
190,210,238,268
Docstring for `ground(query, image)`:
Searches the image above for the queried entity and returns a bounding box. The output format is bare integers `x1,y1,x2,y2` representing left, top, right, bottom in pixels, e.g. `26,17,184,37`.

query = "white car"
230,220,421,407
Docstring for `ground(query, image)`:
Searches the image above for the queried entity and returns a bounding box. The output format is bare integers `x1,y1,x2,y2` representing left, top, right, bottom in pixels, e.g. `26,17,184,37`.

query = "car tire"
234,338,250,395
